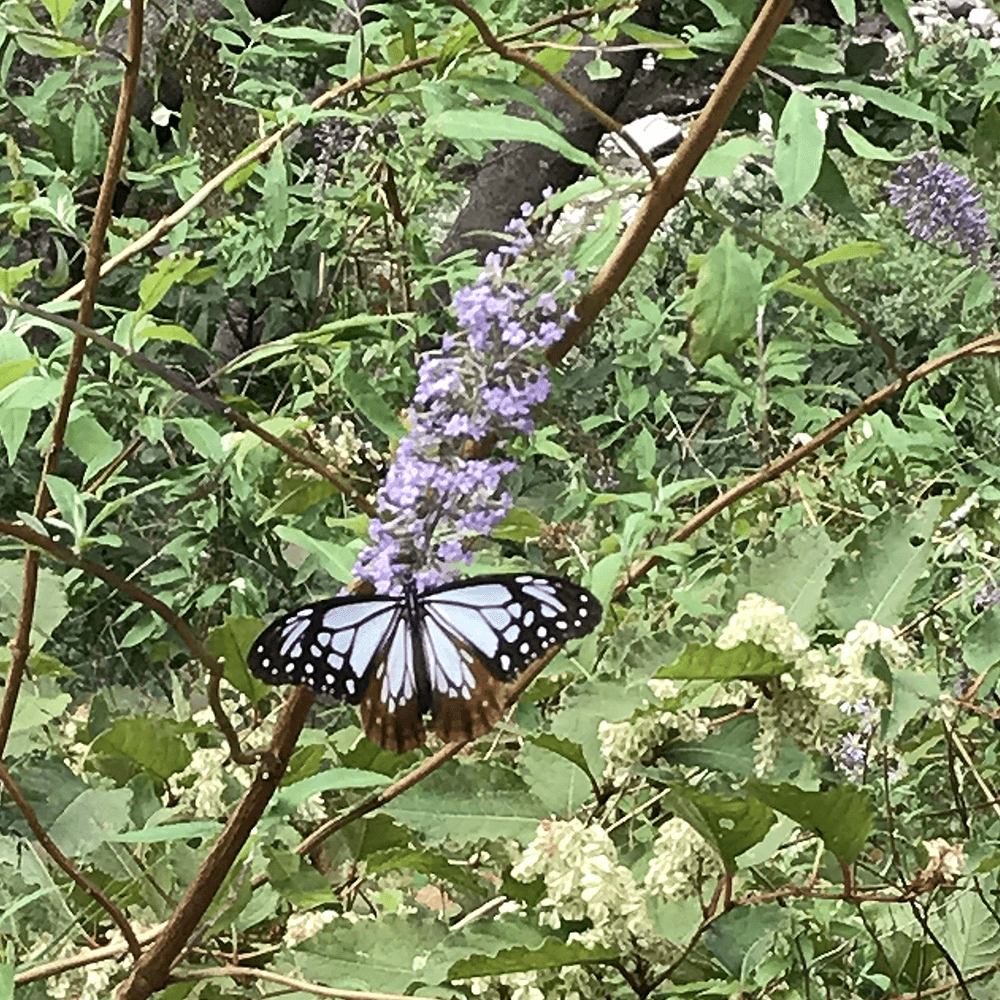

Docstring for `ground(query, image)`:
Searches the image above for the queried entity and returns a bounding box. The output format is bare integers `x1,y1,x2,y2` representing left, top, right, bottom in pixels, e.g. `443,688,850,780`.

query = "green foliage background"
1,0,1000,997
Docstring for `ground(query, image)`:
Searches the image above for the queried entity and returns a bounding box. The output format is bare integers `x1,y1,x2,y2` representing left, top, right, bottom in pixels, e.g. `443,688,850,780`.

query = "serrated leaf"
92,716,193,781
666,788,775,871
48,788,132,856
382,760,547,846
734,525,841,631
655,641,787,681
683,230,762,366
774,91,825,205
365,847,484,896
748,782,873,864
448,937,618,980
824,500,942,629
430,109,598,170
519,738,593,815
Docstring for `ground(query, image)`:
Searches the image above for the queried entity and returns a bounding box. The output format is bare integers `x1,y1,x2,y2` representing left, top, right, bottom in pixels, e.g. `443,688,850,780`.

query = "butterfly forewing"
247,594,403,704
420,574,602,682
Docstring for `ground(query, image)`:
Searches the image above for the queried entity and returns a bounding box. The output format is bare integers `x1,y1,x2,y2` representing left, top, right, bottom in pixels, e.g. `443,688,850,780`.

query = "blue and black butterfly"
247,574,602,751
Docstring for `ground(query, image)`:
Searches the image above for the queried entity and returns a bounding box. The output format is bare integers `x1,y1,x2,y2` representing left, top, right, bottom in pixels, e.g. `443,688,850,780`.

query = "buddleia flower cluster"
885,150,998,284
353,203,576,593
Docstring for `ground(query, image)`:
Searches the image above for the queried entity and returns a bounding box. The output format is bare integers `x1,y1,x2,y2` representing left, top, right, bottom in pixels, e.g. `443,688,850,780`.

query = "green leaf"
175,417,224,462
92,716,193,781
48,788,133,856
520,736,595,815
40,0,75,27
824,499,942,629
0,259,40,294
0,561,69,651
292,914,451,993
666,788,776,871
822,80,948,130
261,142,288,248
135,324,202,347
273,768,390,811
878,0,917,52
341,367,406,440
137,255,202,315
884,670,940,743
829,0,855,23
448,937,618,980
64,413,120,482
382,760,548,846
0,358,36,392
619,22,694,58
112,821,222,843
812,151,865,225
682,230,762,366
655,641,788,681
774,91,825,205
273,525,357,583
206,616,272,702
962,608,1000,673
365,847,484,896
734,525,841,631
695,136,768,178
430,109,599,170
839,123,903,161
748,782,873,865
72,102,101,174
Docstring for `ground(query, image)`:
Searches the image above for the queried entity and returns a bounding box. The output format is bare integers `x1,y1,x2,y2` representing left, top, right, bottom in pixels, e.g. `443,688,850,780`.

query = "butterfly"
247,573,602,752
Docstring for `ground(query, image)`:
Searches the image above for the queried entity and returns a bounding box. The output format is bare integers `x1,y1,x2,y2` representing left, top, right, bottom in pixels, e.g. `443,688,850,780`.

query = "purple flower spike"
352,205,578,592
886,151,995,268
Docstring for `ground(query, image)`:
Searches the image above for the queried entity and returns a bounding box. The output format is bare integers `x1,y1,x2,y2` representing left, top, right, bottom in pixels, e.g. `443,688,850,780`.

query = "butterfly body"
247,574,601,751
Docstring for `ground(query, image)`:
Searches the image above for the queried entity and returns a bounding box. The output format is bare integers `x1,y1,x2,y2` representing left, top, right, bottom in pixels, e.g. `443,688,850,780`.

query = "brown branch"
117,687,315,1000
15,924,165,985
444,0,658,179
547,0,797,364
0,761,141,958
612,330,1000,600
179,964,450,999
5,300,375,515
0,0,144,760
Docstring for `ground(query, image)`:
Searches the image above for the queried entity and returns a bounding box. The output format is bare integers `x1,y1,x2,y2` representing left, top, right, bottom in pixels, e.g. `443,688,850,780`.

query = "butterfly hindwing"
247,594,403,704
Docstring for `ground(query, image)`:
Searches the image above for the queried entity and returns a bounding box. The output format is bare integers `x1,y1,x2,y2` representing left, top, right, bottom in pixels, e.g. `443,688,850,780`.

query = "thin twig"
178,964,450,999
0,0,144,761
0,761,141,958
548,0,798,363
4,300,375,515
445,0,658,179
612,330,1000,599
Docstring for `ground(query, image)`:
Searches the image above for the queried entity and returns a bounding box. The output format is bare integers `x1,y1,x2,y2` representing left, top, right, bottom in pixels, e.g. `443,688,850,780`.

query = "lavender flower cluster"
886,151,996,275
352,204,576,593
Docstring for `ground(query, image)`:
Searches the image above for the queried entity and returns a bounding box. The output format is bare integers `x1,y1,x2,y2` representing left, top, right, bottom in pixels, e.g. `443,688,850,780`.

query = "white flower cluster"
718,595,892,775
598,678,711,780
284,908,337,947
511,819,652,950
644,817,724,901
